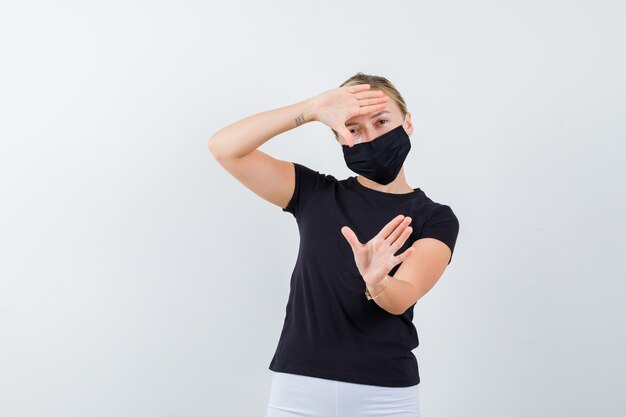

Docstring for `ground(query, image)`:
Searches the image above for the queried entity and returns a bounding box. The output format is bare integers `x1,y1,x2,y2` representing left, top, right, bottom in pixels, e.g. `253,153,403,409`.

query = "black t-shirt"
268,162,459,387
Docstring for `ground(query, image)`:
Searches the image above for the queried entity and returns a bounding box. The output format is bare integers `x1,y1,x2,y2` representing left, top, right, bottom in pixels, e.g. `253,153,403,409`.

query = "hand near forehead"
341,214,415,286
310,84,388,147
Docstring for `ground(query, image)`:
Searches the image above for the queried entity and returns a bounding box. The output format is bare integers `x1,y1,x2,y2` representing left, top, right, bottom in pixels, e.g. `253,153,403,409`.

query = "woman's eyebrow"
346,110,391,127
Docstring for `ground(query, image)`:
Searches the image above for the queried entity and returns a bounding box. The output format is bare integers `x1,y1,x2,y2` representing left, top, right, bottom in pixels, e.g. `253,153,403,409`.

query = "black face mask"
341,123,411,185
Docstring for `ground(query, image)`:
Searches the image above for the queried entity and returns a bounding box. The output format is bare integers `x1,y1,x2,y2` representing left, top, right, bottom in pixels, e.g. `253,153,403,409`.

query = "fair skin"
333,89,415,195
208,83,451,315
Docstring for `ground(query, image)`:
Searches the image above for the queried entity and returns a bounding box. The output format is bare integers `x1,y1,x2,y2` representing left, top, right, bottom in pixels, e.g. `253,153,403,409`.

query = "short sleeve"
282,162,336,218
419,205,460,265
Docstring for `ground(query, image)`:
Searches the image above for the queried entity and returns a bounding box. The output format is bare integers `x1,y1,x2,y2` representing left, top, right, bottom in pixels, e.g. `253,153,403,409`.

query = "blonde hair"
332,72,408,139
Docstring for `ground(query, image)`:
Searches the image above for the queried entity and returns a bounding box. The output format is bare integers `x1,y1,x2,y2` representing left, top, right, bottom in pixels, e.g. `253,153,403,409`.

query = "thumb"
341,226,362,251
339,127,355,147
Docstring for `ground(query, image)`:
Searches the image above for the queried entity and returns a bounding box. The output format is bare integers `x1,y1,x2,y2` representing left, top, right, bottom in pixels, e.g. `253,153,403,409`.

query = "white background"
1,1,625,416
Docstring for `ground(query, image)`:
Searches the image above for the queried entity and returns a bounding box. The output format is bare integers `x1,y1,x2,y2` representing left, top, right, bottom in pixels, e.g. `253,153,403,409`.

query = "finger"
394,246,416,264
346,84,370,93
339,128,355,147
353,90,386,100
355,102,388,116
375,215,406,241
358,97,389,107
386,217,412,246
341,226,362,250
390,226,413,253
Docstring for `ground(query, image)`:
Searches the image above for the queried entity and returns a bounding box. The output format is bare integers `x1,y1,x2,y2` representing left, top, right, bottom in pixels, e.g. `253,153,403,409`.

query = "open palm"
341,215,415,286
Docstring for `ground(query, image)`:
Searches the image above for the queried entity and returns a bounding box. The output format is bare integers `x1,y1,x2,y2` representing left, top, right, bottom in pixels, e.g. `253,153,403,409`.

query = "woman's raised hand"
341,215,415,286
310,84,388,147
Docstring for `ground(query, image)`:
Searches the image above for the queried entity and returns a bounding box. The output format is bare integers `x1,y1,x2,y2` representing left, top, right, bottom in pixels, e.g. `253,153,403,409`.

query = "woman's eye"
378,119,388,125
349,128,358,134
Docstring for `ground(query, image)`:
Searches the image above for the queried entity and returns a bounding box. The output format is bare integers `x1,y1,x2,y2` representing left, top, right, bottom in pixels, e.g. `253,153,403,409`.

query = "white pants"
266,371,422,417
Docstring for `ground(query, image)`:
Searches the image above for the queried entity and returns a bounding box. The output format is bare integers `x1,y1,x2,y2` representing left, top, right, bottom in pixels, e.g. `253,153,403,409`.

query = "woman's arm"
208,99,317,209
209,99,316,160
208,85,387,209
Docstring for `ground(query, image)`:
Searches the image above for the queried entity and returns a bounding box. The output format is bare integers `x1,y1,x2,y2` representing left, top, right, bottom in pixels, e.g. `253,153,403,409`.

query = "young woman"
208,73,459,417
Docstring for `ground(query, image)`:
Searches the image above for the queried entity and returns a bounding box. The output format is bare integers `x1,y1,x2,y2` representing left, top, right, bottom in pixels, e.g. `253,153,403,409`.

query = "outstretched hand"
341,215,415,286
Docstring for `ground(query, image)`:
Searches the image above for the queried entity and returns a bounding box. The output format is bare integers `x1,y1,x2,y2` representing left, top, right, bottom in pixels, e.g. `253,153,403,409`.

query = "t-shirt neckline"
350,176,420,198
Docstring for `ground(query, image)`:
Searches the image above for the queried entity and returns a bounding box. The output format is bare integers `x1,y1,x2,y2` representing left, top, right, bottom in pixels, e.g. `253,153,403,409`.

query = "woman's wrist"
303,97,319,123
366,275,389,298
